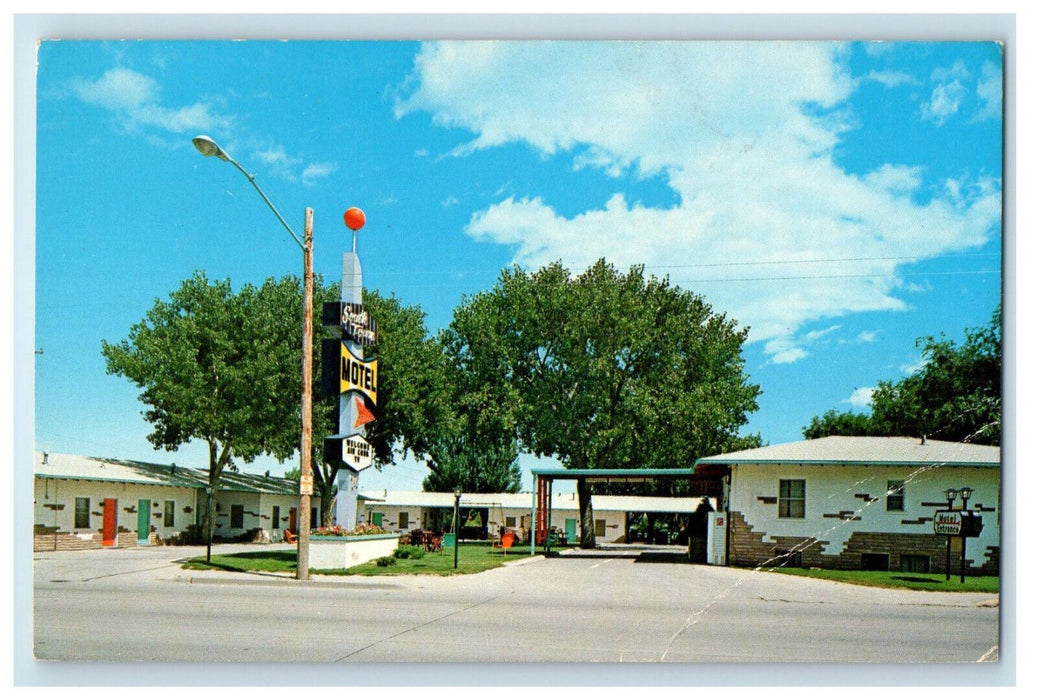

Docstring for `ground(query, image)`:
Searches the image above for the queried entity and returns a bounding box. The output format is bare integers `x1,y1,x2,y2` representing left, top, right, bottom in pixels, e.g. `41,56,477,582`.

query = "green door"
565,518,577,543
372,512,383,527
137,499,150,544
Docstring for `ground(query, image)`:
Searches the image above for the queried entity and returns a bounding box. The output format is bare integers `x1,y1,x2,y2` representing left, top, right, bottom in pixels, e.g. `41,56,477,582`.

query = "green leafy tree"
802,409,879,440
102,272,303,557
422,435,523,494
802,306,1001,445
442,260,761,547
360,290,454,465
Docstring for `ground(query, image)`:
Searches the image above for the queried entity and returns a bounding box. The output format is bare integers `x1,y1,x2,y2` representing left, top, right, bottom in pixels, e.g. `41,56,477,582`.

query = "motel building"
33,452,320,551
33,435,1000,576
694,436,1000,574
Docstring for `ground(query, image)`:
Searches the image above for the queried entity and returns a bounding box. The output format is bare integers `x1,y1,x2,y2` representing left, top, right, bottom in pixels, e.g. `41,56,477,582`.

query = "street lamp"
941,486,975,583
193,134,315,581
959,487,973,510
453,487,462,570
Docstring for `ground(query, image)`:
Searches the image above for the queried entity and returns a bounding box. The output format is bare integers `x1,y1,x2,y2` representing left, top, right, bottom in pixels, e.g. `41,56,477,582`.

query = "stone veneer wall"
727,511,999,575
34,524,160,551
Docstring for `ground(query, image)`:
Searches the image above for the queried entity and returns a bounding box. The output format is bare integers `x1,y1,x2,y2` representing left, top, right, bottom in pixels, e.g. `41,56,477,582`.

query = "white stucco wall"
730,462,1000,566
34,476,315,545
34,477,200,543
216,492,320,542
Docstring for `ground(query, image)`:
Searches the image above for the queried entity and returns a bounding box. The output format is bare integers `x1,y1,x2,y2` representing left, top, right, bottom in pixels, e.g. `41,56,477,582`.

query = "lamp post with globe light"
453,487,462,570
192,135,315,581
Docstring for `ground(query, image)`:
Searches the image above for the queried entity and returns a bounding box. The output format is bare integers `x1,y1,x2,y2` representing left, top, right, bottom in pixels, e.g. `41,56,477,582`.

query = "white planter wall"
309,534,401,570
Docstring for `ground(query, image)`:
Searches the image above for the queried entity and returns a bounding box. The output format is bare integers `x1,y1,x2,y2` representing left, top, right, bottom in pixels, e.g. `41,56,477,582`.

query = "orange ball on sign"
344,207,366,231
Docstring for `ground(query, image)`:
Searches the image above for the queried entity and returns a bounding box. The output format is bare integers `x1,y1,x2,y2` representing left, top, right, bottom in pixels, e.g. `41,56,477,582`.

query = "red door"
102,499,118,546
289,508,297,532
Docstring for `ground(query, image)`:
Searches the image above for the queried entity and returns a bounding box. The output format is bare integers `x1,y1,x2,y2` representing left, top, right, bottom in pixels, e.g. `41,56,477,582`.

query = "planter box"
309,533,401,570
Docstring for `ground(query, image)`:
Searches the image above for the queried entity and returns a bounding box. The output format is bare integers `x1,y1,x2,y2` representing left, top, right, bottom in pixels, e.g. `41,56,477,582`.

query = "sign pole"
331,208,371,530
960,535,967,584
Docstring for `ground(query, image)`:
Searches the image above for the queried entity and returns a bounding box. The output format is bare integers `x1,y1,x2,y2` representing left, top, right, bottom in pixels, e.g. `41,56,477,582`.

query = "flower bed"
309,525,401,570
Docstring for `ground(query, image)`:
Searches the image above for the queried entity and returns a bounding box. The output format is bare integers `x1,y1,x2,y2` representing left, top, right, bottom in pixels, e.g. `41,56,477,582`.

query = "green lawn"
760,566,1000,593
181,549,298,574
181,542,534,577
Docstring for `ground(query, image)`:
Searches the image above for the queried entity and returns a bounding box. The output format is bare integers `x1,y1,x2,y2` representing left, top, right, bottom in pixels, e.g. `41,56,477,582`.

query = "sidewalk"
33,543,302,586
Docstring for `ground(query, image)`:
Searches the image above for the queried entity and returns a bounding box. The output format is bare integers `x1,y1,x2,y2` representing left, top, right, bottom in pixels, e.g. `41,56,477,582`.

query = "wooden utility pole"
297,207,314,581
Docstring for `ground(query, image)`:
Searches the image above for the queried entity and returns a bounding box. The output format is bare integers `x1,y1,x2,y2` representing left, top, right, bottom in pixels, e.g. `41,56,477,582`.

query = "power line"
369,251,999,278
670,269,1000,284
369,267,999,291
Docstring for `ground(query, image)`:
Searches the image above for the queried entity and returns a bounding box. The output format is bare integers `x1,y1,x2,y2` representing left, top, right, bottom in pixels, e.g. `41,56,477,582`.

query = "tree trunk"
316,462,340,528
577,479,596,549
320,491,337,527
204,441,229,562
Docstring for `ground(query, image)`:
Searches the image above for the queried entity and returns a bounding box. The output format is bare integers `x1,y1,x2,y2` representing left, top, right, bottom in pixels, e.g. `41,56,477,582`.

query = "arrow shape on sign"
353,396,376,429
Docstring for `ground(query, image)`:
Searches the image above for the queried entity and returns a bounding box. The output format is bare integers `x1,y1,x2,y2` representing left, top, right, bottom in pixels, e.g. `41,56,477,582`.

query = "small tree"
102,272,303,558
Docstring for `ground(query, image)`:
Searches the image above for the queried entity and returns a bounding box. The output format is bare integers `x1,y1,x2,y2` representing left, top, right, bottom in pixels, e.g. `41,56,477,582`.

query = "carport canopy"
528,467,717,554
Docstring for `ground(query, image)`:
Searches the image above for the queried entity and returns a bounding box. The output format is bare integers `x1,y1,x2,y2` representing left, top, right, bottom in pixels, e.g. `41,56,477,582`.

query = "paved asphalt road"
28,543,1002,681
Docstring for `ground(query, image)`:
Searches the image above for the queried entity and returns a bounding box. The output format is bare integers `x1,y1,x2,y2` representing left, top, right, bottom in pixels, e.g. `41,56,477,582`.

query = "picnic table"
409,529,443,552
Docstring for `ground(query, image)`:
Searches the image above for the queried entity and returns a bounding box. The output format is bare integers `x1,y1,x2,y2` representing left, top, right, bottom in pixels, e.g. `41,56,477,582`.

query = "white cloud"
397,42,1001,362
804,325,841,343
973,60,1003,122
921,61,973,126
764,338,809,365
900,357,927,375
70,67,229,134
921,79,967,126
844,387,875,408
67,66,330,184
932,61,970,83
856,330,878,344
860,70,918,88
301,162,337,186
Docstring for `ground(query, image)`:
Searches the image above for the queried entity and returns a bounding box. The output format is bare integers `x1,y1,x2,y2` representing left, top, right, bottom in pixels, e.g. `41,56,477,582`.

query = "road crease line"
333,593,505,661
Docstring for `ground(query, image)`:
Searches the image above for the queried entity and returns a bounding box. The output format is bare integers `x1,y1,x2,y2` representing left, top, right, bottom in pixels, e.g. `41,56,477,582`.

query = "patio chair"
493,531,516,554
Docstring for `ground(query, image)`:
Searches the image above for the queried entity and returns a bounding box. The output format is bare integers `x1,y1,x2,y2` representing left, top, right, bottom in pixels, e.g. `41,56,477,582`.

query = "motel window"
75,497,90,529
778,479,806,519
164,500,175,527
398,511,409,529
861,552,890,571
505,516,516,528
595,519,606,537
886,480,905,512
900,554,930,574
231,504,244,529
272,505,281,528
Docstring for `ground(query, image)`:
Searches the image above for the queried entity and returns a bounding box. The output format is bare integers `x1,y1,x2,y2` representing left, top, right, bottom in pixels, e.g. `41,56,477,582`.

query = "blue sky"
31,38,1003,493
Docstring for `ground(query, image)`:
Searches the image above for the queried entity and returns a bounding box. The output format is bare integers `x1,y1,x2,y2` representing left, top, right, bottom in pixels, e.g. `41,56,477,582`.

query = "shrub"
170,525,205,545
375,555,397,567
394,544,426,560
313,523,388,537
